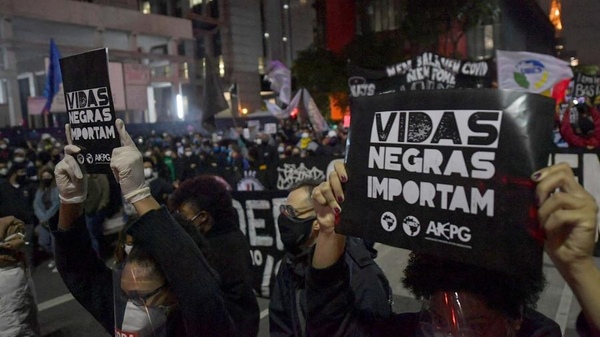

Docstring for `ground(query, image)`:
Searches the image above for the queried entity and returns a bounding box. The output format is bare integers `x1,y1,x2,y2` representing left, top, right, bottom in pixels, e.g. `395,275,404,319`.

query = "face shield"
418,292,515,337
113,262,170,337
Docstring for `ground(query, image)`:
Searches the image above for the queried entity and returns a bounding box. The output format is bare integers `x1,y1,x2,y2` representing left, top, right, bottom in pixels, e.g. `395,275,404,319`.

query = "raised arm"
533,162,600,335
311,161,348,269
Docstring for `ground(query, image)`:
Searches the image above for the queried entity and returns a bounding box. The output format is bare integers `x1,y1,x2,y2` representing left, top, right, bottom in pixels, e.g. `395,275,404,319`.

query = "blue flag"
42,39,62,114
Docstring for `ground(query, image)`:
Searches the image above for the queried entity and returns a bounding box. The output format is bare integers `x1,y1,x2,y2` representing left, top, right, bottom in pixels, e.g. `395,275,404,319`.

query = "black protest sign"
349,52,493,98
60,49,120,174
572,72,600,102
339,89,555,276
231,190,288,297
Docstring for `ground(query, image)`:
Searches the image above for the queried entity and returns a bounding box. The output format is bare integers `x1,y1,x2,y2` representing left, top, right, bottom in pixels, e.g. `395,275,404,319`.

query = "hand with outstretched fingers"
54,124,87,204
532,162,598,272
110,119,150,204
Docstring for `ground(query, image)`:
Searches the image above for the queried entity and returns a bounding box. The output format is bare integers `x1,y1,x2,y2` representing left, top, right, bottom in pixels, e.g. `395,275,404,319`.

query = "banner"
339,89,555,276
497,50,573,94
60,48,121,174
231,190,288,297
349,52,493,98
269,156,343,191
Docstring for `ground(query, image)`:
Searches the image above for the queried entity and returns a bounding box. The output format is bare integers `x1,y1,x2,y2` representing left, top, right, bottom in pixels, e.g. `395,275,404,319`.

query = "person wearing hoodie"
170,175,260,337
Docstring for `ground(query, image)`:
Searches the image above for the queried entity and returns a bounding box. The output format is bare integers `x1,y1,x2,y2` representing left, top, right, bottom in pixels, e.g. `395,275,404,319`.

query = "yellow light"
241,108,248,115
554,9,559,15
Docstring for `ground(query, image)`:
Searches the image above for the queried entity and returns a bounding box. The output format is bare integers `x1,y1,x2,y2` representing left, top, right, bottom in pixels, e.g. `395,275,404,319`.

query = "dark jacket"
147,176,174,206
269,237,393,337
205,218,260,337
52,207,236,336
0,181,35,224
306,256,561,337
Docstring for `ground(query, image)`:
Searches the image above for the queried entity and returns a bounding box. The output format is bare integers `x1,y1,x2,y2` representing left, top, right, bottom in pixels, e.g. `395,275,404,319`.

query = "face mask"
0,168,7,176
16,175,27,185
164,151,172,157
124,244,133,255
144,151,152,158
0,144,6,149
144,168,153,179
277,214,315,253
278,146,284,154
117,301,167,337
184,151,192,157
13,157,24,163
256,139,262,145
42,178,53,187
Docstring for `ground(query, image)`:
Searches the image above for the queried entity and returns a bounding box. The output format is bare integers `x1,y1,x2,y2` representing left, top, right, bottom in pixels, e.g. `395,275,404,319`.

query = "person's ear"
312,219,320,231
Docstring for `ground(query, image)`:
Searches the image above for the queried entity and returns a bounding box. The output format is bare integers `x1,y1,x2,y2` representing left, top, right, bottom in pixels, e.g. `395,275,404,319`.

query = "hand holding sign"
54,124,88,204
110,119,150,204
534,162,598,274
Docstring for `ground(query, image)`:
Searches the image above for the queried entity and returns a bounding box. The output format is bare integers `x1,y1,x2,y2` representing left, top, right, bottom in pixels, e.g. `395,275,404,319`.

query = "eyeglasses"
121,283,168,307
279,204,314,219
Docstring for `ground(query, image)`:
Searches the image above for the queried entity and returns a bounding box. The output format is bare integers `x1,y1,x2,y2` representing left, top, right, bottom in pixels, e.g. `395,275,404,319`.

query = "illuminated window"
142,1,151,14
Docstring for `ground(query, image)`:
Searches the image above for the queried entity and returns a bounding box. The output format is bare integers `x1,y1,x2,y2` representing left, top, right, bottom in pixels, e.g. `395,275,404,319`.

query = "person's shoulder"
519,308,561,337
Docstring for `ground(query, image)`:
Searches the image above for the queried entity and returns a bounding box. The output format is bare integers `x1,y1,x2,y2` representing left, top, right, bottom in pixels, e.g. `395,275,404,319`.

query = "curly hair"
402,252,546,319
169,175,236,224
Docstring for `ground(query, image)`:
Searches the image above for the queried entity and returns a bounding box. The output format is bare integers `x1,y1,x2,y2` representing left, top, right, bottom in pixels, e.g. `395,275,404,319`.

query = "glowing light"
241,108,248,115
177,94,184,119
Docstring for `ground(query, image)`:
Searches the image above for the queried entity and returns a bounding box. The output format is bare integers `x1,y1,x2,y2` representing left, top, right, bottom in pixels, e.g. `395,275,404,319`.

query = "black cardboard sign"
60,48,120,174
339,89,555,276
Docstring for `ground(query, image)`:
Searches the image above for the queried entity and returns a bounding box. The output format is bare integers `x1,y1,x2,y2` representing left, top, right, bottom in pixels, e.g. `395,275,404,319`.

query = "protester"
270,179,393,337
33,167,60,270
0,215,40,336
142,156,174,206
52,119,236,336
170,175,260,337
305,162,597,337
0,163,36,267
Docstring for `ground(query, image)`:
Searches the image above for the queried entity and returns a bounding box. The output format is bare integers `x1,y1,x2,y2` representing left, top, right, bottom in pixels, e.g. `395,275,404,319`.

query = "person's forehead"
121,263,162,291
41,172,52,178
286,188,311,208
178,202,198,215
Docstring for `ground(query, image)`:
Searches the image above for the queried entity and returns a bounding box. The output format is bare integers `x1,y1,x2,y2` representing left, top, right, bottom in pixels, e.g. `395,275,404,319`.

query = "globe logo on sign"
402,215,421,237
86,153,94,164
513,59,548,91
76,153,85,165
380,212,397,232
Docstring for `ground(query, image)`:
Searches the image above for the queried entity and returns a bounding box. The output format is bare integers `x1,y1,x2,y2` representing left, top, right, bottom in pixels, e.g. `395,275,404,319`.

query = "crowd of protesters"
0,119,346,265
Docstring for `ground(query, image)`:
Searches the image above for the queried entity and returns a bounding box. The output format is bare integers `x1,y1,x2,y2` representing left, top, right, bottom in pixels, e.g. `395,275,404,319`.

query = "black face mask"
277,214,315,253
16,175,27,185
42,178,53,187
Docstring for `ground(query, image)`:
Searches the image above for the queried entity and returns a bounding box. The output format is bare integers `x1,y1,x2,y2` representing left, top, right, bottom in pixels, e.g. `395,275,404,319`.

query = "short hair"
288,179,323,201
142,157,155,167
402,252,546,319
125,244,164,281
170,175,236,223
7,163,25,178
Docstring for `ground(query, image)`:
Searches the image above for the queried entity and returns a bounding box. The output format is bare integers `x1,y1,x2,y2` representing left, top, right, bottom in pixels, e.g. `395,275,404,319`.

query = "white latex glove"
111,119,150,204
54,124,88,204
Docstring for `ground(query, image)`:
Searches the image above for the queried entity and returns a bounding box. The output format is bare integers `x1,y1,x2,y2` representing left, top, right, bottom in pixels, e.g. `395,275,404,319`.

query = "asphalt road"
33,244,593,336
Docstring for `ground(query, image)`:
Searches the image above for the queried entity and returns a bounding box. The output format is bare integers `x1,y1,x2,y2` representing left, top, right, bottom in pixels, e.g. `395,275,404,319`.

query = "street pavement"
33,242,597,337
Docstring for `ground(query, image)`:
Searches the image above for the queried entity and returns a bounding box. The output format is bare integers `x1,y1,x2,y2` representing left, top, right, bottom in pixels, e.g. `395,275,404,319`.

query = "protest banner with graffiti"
269,156,344,190
348,52,493,98
339,89,555,276
572,72,600,102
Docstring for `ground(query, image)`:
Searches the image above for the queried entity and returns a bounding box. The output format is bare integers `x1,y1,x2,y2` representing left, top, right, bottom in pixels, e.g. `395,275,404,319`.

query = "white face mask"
0,144,6,149
164,151,172,157
256,139,262,145
124,244,133,255
144,151,152,158
143,168,153,179
117,301,167,337
0,168,7,176
184,151,192,157
13,157,24,163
